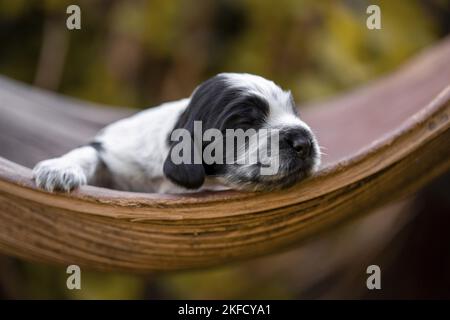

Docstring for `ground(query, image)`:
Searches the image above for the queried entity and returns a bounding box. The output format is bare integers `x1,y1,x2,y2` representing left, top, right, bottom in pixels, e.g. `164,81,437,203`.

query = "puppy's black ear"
163,75,229,189
163,144,205,189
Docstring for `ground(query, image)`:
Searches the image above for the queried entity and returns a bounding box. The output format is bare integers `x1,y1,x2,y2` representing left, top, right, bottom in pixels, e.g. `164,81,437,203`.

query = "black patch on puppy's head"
163,74,269,189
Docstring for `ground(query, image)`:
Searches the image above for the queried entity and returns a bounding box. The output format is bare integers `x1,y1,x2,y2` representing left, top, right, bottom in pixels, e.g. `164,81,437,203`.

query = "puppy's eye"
223,95,269,130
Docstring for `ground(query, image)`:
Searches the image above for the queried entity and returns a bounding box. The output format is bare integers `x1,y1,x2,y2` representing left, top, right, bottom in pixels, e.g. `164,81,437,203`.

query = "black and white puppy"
33,73,321,193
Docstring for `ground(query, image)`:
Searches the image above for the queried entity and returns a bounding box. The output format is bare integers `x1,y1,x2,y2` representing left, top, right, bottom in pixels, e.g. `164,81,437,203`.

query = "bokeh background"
0,0,449,299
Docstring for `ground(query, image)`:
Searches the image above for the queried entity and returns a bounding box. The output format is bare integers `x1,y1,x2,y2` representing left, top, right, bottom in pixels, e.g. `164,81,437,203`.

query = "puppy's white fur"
34,99,190,193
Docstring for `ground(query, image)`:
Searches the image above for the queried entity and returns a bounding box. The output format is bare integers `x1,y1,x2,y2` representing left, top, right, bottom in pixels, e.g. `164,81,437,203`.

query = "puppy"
33,73,321,193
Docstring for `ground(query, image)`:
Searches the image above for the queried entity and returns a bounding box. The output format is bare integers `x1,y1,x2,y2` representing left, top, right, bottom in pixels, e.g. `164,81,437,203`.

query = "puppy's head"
163,73,321,191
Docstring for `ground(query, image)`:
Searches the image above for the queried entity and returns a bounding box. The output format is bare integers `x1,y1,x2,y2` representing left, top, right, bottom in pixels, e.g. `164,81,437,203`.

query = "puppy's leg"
33,145,101,192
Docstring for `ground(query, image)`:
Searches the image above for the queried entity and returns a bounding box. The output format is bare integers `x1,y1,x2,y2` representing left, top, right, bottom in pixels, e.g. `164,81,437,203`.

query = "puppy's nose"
286,134,312,157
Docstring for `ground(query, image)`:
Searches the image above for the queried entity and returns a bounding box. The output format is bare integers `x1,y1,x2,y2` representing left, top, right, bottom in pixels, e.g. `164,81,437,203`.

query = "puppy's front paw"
33,159,87,192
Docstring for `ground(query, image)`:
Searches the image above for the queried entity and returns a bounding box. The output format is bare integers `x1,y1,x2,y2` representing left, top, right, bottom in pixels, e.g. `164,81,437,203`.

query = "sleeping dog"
33,73,321,193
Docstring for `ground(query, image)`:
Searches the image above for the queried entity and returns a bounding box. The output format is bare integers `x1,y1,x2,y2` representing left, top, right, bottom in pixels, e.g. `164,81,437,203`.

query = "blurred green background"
0,0,449,299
